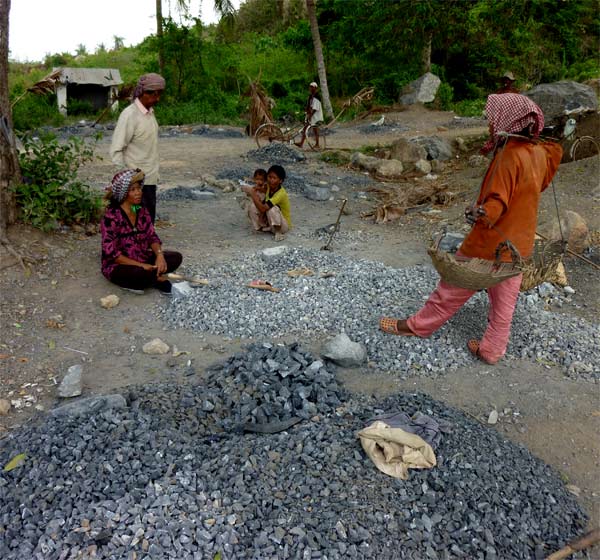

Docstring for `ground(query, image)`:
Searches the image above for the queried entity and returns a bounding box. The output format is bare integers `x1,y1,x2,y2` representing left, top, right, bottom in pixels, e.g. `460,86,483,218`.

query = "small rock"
321,333,367,367
261,246,288,260
100,294,120,309
487,410,499,425
0,398,11,415
551,210,590,254
563,286,575,295
172,281,194,300
58,365,83,398
414,159,432,175
566,484,581,497
143,338,170,355
50,394,128,418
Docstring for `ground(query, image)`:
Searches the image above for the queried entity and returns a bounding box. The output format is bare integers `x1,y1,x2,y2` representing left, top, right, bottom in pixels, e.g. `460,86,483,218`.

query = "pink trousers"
248,203,289,235
406,274,523,363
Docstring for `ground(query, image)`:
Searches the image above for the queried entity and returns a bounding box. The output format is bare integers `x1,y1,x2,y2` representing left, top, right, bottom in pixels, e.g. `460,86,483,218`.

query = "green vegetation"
8,0,599,131
15,134,103,230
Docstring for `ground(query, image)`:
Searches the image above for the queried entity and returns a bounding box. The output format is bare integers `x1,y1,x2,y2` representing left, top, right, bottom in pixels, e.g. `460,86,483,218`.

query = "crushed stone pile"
163,247,599,379
0,343,588,559
158,186,218,202
247,143,307,164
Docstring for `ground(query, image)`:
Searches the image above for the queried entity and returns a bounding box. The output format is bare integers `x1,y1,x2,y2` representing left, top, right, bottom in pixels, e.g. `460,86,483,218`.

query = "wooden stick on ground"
321,199,347,251
545,527,600,560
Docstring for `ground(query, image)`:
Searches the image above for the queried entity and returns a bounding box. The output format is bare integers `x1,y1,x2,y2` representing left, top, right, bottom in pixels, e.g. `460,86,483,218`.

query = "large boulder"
351,152,404,177
400,72,441,105
524,81,598,124
551,210,590,254
410,136,454,161
389,138,427,164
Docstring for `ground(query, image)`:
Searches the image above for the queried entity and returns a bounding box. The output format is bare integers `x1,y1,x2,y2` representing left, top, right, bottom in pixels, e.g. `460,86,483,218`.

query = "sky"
9,0,239,63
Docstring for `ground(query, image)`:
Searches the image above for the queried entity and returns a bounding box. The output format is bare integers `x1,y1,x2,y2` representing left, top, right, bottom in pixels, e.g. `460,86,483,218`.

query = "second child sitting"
242,165,291,242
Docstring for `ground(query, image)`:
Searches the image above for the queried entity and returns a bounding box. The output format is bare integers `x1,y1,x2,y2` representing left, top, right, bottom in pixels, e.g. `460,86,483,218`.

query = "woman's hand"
465,206,487,225
140,262,157,272
155,253,168,275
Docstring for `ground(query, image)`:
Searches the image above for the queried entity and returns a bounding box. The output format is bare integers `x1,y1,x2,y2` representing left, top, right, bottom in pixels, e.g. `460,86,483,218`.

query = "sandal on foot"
379,317,415,336
467,339,498,365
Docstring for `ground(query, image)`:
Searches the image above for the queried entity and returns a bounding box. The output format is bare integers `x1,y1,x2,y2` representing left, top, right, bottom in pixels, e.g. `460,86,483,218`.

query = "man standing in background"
296,81,323,149
110,73,165,223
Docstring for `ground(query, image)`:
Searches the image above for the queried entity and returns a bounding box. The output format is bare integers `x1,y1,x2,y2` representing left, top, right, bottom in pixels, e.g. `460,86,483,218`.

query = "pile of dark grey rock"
164,247,600,379
0,343,588,559
247,143,307,164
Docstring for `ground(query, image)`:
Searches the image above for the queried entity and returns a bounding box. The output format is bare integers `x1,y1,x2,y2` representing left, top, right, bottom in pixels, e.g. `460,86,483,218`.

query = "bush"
15,134,103,231
451,98,487,117
12,94,64,131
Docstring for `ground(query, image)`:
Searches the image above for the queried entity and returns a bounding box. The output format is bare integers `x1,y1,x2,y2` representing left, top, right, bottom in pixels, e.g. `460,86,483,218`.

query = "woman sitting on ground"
242,164,291,242
101,169,182,295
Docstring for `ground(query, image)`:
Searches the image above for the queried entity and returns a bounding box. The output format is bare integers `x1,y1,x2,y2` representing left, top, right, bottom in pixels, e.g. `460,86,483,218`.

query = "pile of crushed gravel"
163,247,599,379
358,122,410,135
0,343,588,559
247,143,307,164
158,186,219,202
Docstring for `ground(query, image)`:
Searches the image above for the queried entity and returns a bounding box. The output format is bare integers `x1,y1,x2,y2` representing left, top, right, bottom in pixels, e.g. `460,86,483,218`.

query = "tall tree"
156,1,234,75
156,0,165,74
0,0,25,265
306,0,333,119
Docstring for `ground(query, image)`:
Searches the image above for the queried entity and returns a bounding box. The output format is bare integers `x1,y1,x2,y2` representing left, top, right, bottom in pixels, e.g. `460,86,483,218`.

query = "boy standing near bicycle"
242,165,291,242
296,82,323,149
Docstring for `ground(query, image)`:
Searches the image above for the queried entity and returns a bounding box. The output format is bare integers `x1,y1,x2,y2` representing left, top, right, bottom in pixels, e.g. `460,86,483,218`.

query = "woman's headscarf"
107,169,145,203
481,93,545,154
132,73,166,99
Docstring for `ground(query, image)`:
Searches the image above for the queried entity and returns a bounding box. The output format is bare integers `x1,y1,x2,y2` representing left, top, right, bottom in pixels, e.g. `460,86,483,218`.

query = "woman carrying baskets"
380,94,563,365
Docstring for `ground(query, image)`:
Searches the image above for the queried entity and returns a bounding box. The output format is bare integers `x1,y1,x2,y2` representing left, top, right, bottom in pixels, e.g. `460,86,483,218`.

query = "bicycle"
254,120,325,151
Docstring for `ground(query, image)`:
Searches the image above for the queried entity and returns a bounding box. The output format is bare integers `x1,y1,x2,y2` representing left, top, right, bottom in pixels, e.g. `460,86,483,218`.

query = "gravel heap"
358,122,410,135
0,344,588,559
158,186,218,202
247,143,307,164
163,247,599,379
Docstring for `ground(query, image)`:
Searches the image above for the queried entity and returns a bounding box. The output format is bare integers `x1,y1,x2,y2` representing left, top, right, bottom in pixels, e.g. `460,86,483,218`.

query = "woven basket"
428,236,565,292
428,247,521,291
519,239,566,292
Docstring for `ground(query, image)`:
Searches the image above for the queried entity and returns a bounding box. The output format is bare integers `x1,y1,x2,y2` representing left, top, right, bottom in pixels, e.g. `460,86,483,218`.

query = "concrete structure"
53,67,122,116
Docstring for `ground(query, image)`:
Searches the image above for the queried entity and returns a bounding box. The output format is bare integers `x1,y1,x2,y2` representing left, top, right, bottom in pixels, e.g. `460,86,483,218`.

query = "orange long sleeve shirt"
460,138,563,262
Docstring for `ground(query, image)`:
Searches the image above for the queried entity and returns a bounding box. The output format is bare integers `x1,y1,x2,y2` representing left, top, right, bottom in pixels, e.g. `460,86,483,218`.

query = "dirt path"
1,106,599,532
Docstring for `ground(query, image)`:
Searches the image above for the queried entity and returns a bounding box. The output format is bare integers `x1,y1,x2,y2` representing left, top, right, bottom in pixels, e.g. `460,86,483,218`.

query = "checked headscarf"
481,93,545,154
107,169,145,203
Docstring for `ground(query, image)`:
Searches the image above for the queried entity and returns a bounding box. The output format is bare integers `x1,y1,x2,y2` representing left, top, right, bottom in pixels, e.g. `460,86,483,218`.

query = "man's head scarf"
481,93,544,154
133,73,166,99
107,169,145,203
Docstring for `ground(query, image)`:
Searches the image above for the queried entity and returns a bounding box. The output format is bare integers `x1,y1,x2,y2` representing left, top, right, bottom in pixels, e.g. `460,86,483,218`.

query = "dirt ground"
1,105,599,538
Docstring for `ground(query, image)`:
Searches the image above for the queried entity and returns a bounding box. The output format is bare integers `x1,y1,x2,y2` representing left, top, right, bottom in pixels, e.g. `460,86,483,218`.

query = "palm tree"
306,0,333,119
0,0,25,266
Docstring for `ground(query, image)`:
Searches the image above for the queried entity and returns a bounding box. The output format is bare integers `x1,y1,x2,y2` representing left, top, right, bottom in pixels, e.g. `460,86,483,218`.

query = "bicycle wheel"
255,123,285,148
306,125,326,151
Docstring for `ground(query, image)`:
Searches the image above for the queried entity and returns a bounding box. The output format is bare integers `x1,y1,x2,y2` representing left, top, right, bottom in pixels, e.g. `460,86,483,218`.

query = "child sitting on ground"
242,165,291,242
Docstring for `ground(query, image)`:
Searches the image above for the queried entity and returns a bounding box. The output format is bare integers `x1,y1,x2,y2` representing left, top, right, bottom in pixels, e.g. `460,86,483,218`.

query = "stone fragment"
414,159,432,175
261,246,288,260
321,333,367,367
50,394,127,418
0,398,10,415
487,410,499,425
468,154,488,168
551,210,590,254
100,294,120,309
58,365,83,398
143,338,170,355
172,281,194,300
400,72,441,105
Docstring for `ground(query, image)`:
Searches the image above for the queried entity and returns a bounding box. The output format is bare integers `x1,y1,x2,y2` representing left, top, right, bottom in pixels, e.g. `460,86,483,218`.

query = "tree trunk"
306,0,333,119
422,31,432,73
156,0,165,75
0,0,20,240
